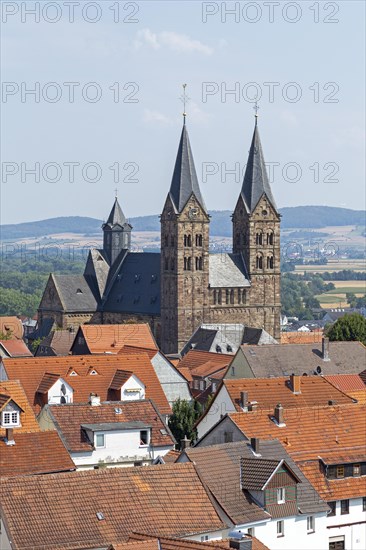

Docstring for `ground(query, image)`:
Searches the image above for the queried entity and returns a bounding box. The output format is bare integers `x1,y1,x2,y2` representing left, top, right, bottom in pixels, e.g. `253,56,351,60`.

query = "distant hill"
1,206,365,240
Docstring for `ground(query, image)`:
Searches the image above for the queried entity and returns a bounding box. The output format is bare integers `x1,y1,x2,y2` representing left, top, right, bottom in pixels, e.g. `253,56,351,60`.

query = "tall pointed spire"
241,120,278,214
169,124,207,214
105,197,127,227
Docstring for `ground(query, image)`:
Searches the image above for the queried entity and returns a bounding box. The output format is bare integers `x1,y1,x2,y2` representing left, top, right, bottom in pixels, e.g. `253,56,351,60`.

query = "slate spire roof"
169,124,207,214
105,197,128,227
241,120,278,214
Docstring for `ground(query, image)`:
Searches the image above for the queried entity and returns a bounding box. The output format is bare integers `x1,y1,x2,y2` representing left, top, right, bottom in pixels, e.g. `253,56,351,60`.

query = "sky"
1,0,365,224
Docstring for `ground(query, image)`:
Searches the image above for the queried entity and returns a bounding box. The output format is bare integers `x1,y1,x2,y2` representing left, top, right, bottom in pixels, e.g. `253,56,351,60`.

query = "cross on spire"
114,187,118,198
253,101,260,124
180,83,190,124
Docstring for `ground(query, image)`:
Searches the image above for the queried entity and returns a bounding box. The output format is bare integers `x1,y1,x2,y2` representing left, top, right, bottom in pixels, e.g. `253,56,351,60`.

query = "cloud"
135,29,213,55
143,109,173,125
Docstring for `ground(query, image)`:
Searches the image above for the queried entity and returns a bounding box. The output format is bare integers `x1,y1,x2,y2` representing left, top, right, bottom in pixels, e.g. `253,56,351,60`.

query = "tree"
327,313,366,346
346,293,357,307
168,399,202,449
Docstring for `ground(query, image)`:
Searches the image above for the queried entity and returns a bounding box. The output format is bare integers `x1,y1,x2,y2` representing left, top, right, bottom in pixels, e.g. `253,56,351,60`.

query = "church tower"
160,121,210,354
102,197,132,266
232,114,281,340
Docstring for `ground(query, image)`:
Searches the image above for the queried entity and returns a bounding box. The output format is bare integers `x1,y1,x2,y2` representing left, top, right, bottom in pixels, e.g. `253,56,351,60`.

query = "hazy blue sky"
1,0,365,224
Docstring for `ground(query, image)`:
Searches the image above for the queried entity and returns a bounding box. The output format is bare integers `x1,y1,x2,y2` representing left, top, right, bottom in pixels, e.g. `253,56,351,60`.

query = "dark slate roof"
226,341,366,378
242,327,278,345
84,249,110,301
53,274,98,312
102,252,161,315
169,125,207,214
209,254,250,288
182,439,328,524
241,458,288,490
105,197,128,227
27,317,55,341
241,123,278,214
35,329,75,356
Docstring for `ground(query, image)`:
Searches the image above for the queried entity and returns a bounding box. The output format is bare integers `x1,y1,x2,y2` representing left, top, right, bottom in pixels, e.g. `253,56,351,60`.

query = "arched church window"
213,290,217,304
256,255,263,269
195,234,203,247
218,290,222,305
226,289,230,305
230,289,234,304
187,257,192,271
267,256,274,269
256,233,263,245
267,232,274,245
165,258,169,271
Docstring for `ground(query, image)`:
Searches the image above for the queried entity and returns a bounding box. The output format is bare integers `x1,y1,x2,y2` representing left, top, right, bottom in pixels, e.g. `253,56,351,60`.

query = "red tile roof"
0,463,225,549
178,350,232,372
0,430,75,477
324,374,366,392
43,400,175,452
0,339,32,357
0,316,23,339
0,380,39,435
228,403,366,500
75,324,158,353
280,331,323,344
2,354,171,415
124,534,271,550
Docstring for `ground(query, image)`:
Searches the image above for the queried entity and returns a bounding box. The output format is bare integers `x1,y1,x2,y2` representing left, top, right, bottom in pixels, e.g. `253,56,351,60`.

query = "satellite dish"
61,383,66,395
316,366,322,374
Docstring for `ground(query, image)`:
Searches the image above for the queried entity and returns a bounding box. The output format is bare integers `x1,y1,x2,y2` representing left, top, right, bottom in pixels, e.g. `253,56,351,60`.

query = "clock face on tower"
188,207,199,220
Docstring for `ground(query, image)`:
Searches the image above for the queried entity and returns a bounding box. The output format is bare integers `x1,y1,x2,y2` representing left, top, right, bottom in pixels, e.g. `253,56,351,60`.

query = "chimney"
229,533,252,550
322,337,330,361
274,403,285,426
290,374,301,394
180,435,190,450
250,437,260,454
248,401,258,412
5,428,15,446
240,391,248,409
89,393,101,406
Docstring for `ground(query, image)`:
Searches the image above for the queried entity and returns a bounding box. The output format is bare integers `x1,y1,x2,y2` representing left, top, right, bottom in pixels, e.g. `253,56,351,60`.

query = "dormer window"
76,288,83,294
89,369,98,376
2,410,20,427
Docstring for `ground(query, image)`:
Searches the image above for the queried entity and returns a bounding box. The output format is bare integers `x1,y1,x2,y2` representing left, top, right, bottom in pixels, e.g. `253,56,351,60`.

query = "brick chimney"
322,337,330,362
180,435,190,450
240,391,248,409
290,374,301,394
5,428,15,446
274,403,285,426
250,437,260,454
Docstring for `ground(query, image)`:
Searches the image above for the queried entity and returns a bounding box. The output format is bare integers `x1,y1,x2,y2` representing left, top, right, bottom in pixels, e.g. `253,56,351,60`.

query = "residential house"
181,324,277,356
115,533,270,549
38,399,175,469
35,328,75,356
196,374,357,440
0,463,226,549
0,354,171,417
225,338,366,380
0,316,24,339
118,345,191,406
0,340,32,358
196,403,366,550
280,331,324,345
0,380,75,477
177,439,329,550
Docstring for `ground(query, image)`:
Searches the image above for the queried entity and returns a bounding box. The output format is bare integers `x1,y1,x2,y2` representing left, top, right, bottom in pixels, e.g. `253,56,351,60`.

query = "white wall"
151,352,191,405
120,375,145,401
196,385,235,439
72,427,172,469
48,378,73,404
326,498,366,550
0,519,12,550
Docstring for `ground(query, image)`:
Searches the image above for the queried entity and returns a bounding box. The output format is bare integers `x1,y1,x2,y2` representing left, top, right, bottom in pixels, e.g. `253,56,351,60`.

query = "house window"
211,382,217,392
336,465,344,478
307,516,315,533
276,520,284,537
247,528,254,536
95,434,105,448
199,380,205,391
277,487,286,504
2,411,20,427
340,499,349,515
224,431,233,443
353,464,361,476
363,497,366,512
200,536,208,542
328,501,336,516
140,430,149,446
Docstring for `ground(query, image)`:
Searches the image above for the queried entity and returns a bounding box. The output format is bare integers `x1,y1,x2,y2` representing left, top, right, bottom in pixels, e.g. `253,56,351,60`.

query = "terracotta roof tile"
0,463,225,549
2,354,171,415
0,316,23,339
36,372,61,393
44,400,175,453
178,350,232,372
280,331,323,344
0,380,39,435
228,403,366,500
324,374,366,392
109,370,134,390
126,534,270,550
0,431,75,477
223,376,355,412
191,362,228,379
0,339,32,357
75,324,158,353
161,449,180,463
